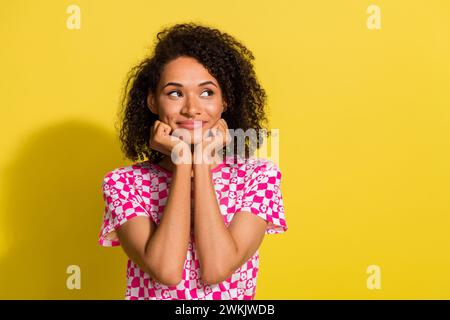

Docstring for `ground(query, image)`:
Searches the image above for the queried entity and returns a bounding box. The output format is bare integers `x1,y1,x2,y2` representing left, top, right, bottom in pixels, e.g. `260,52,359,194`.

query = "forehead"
160,56,215,83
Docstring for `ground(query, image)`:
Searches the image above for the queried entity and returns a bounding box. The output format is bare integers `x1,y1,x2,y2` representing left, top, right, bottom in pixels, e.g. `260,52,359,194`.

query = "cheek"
204,101,223,116
156,104,178,122
157,96,178,112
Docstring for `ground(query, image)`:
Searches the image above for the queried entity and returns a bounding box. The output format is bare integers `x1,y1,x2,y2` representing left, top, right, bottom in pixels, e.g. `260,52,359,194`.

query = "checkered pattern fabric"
98,155,287,300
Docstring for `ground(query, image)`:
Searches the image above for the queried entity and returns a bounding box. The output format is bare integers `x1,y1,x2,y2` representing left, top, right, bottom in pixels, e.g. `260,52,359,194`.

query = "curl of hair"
117,22,271,164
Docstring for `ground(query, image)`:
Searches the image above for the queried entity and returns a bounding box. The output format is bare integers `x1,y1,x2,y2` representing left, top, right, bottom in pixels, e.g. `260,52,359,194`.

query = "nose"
181,94,202,118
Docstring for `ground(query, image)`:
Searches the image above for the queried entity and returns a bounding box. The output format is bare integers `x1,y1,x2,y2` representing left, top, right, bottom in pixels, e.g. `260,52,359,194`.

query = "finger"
221,119,228,130
225,129,232,145
211,121,220,131
207,128,216,138
218,124,230,144
158,120,170,129
152,121,161,134
218,118,227,129
212,120,224,134
208,122,220,138
216,121,226,137
160,122,173,134
212,118,222,127
157,122,171,136
215,127,221,137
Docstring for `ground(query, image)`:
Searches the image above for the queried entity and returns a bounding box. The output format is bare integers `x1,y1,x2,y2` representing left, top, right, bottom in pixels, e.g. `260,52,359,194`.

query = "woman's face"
147,56,226,144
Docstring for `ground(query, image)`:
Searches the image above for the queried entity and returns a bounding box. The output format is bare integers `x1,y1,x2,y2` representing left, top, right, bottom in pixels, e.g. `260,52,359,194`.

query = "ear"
147,93,157,115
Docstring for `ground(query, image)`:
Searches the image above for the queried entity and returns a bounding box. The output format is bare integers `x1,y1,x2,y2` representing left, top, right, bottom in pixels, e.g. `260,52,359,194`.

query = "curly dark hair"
117,22,271,164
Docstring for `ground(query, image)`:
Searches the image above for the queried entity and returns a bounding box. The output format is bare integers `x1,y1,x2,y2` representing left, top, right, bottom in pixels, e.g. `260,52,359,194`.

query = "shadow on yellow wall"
0,119,131,299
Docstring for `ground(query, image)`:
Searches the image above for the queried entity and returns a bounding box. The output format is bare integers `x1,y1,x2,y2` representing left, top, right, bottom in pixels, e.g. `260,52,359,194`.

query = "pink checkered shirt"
98,155,287,300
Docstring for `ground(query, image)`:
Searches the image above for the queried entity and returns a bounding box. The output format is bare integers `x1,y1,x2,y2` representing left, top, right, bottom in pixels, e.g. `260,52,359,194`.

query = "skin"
113,56,268,287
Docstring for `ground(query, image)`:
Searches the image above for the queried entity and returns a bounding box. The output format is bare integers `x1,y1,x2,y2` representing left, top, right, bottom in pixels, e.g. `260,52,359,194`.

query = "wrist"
193,161,216,175
174,162,192,171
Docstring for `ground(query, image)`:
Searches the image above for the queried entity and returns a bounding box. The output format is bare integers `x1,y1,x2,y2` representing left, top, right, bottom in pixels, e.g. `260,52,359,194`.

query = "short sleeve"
98,170,150,247
239,161,288,234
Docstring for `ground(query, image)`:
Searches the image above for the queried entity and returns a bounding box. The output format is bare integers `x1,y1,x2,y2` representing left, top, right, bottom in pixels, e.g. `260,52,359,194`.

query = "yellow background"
1,0,449,299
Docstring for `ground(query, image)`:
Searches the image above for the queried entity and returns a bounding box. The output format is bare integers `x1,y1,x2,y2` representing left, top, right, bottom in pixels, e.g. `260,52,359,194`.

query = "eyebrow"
162,81,218,89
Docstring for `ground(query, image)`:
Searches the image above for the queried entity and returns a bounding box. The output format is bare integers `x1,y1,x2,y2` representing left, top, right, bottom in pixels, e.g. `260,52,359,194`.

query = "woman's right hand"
149,120,191,163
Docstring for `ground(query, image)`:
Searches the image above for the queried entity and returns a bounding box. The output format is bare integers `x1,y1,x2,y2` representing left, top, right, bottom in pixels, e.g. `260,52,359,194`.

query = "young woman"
98,22,288,300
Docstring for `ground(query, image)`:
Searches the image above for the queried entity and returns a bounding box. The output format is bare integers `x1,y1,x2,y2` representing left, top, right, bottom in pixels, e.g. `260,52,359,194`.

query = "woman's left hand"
194,118,231,167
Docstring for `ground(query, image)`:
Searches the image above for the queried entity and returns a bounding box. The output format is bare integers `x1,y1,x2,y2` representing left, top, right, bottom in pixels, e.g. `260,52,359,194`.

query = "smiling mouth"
176,120,207,130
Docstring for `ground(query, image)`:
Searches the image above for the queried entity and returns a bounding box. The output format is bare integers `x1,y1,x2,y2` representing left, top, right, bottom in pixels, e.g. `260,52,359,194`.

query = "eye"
200,89,214,97
168,90,182,97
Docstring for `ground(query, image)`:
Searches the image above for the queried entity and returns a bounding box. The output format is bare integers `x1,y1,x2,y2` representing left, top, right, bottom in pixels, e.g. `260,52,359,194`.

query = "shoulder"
226,156,281,181
246,157,280,174
102,161,152,187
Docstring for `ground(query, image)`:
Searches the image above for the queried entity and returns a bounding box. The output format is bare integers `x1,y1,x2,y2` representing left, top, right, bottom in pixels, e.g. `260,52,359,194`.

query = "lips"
176,120,206,130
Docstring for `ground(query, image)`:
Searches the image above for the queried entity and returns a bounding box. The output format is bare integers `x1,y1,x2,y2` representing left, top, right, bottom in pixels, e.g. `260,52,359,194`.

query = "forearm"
193,164,238,282
144,164,192,278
